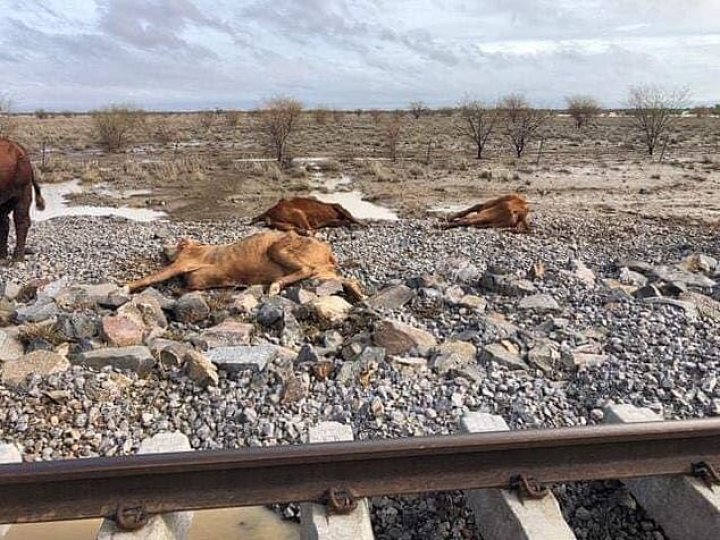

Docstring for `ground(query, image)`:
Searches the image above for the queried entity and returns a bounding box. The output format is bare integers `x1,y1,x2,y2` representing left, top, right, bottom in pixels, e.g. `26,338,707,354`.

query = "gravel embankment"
1,212,719,539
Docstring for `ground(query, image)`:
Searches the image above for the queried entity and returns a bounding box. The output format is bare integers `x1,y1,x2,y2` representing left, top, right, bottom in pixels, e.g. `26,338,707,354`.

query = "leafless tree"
409,101,429,119
197,110,217,132
456,98,499,159
92,104,145,152
225,110,242,129
0,94,16,138
499,94,548,158
260,96,303,164
384,114,403,162
627,85,690,155
565,95,601,128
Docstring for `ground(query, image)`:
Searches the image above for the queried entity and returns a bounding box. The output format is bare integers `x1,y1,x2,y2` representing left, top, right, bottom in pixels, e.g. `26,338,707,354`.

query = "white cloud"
1,0,718,110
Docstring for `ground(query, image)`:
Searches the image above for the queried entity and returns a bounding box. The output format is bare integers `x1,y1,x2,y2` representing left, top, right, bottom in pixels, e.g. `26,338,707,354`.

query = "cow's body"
442,194,530,232
128,230,364,300
0,138,45,261
251,197,363,234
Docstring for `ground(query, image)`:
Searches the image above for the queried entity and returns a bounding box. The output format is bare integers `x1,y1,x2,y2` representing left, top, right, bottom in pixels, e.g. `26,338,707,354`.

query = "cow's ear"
177,238,191,251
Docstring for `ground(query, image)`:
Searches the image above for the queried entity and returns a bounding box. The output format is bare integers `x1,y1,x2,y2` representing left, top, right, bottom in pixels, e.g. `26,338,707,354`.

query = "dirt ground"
8,111,720,224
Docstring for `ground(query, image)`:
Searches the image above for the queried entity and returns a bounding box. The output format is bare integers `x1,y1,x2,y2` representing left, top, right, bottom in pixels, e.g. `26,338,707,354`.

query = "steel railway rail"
1,418,720,530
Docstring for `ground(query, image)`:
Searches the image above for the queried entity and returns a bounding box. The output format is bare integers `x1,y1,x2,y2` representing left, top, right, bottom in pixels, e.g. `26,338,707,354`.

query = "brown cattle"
0,138,45,261
250,197,363,234
127,230,364,300
442,194,530,232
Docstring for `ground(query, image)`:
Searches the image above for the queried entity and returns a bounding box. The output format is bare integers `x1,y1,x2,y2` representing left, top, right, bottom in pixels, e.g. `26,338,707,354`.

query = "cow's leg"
11,204,30,261
127,260,209,292
266,239,315,295
0,208,10,259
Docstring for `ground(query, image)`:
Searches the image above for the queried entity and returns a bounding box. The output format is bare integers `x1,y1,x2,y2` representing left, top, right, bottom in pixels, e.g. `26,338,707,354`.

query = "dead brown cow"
0,138,45,261
127,230,364,300
250,197,363,234
442,194,531,233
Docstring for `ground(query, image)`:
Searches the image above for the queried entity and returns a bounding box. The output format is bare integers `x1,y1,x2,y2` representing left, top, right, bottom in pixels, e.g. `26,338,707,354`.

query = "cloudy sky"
1,0,719,111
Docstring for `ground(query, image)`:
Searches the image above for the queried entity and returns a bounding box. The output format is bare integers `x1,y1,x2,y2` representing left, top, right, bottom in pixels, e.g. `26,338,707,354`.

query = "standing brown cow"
250,197,364,234
0,138,45,261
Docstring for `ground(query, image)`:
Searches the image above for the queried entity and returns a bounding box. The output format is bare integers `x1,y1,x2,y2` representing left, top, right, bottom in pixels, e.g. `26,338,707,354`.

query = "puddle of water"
309,173,352,192
32,179,167,222
310,190,398,221
5,506,299,540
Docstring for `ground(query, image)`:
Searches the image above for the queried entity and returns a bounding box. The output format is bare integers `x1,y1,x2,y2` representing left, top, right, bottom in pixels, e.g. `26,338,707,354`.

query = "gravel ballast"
1,212,719,539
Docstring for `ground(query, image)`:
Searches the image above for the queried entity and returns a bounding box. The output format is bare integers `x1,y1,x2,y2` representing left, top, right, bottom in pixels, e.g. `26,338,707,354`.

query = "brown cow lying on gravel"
0,138,45,261
251,197,364,234
127,230,364,300
442,194,531,232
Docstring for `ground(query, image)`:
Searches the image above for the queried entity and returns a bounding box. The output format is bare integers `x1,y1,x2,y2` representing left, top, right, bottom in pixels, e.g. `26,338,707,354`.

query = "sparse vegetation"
384,114,403,162
627,85,690,155
91,104,145,152
409,101,429,119
499,94,548,158
456,98,498,159
259,96,303,164
565,95,601,128
0,94,16,138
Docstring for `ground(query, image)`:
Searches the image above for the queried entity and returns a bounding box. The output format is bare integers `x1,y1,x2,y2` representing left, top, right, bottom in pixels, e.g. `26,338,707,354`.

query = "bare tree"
627,85,690,155
409,101,429,119
92,104,145,152
225,110,242,129
0,94,16,138
260,96,303,164
197,110,216,132
456,99,498,159
384,114,403,162
499,94,548,158
565,95,601,128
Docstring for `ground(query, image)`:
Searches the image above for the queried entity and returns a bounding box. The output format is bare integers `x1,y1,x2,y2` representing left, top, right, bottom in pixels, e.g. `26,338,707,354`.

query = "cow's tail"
31,165,45,211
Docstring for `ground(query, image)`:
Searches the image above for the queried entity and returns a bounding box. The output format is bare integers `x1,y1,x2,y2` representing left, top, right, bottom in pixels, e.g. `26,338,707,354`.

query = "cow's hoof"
268,283,281,296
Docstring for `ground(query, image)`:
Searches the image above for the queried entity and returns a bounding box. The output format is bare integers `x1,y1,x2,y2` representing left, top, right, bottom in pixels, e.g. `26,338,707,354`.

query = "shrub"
92,104,145,152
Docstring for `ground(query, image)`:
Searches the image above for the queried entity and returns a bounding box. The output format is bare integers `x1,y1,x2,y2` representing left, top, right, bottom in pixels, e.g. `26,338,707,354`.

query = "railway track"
1,404,719,539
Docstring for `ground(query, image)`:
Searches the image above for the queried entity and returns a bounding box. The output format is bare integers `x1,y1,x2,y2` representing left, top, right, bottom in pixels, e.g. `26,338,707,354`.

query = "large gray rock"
528,341,561,374
2,351,70,386
643,297,698,321
173,292,210,323
373,319,437,356
309,296,353,323
75,346,155,375
651,266,716,289
0,328,24,361
206,345,278,373
367,284,415,310
199,320,253,347
56,313,99,340
679,292,720,322
184,350,219,387
13,298,59,323
481,273,536,296
481,343,528,370
518,294,561,312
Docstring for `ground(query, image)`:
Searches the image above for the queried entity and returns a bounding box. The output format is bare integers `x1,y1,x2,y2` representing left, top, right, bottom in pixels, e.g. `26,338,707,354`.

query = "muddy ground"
8,111,720,224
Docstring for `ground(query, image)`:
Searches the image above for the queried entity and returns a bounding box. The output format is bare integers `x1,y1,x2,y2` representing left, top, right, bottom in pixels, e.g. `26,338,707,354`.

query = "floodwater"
5,506,299,540
31,179,167,222
311,190,399,221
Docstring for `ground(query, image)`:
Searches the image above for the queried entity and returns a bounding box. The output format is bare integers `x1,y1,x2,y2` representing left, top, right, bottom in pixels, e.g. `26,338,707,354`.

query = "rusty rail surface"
1,418,720,525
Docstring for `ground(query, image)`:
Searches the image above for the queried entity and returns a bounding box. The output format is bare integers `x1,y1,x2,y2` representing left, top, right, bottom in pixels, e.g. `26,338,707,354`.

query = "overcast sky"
1,0,719,111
